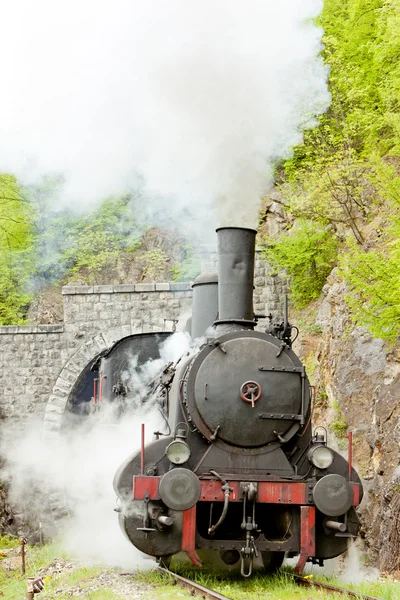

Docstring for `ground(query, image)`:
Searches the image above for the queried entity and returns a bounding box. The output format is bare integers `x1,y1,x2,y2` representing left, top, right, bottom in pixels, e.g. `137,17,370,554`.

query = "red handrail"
141,423,145,475
99,375,107,403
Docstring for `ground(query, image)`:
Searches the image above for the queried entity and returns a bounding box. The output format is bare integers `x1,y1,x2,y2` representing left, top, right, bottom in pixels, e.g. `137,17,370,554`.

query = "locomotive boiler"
113,226,363,576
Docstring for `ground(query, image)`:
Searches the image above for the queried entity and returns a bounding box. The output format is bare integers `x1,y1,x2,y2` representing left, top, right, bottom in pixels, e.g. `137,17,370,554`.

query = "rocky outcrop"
295,271,400,571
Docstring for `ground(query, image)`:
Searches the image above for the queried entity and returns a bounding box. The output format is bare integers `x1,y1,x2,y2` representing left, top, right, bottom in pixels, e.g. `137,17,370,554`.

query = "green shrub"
262,221,338,307
340,227,400,343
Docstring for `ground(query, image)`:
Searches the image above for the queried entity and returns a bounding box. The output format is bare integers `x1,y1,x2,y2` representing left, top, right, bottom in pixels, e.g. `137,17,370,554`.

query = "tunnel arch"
42,326,172,522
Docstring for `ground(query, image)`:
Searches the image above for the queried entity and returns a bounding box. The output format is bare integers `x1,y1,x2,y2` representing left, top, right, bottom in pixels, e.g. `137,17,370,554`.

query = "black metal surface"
159,468,201,511
185,331,310,448
214,227,256,327
113,437,184,557
66,355,101,414
316,507,360,559
191,272,218,340
313,474,354,517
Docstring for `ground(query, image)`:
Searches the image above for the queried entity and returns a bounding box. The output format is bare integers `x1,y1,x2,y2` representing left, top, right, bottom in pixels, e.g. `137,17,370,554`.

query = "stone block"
170,282,191,291
155,283,170,291
70,286,93,294
46,402,65,414
113,284,136,292
135,283,156,292
0,326,18,334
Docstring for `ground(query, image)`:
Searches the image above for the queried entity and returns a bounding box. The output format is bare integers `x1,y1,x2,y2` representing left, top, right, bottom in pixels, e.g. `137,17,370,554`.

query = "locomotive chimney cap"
215,226,257,234
192,272,218,287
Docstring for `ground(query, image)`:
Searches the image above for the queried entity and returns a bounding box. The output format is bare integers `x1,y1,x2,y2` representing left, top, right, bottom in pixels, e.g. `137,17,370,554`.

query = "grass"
139,561,400,600
0,536,123,600
1,535,399,600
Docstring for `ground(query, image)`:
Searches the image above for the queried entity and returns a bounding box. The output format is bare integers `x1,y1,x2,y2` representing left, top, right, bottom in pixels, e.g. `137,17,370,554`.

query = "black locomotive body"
112,227,363,576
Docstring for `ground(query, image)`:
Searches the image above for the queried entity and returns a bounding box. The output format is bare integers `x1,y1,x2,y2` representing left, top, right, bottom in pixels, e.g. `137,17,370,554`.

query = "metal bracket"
258,413,303,421
259,366,305,374
240,482,258,501
137,492,156,535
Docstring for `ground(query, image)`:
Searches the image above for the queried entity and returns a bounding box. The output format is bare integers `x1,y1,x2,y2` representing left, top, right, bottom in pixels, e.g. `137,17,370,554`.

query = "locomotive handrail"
258,413,303,420
258,365,305,373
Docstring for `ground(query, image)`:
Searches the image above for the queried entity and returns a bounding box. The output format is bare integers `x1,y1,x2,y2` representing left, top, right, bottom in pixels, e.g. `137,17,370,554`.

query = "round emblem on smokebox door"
312,474,354,517
240,380,262,408
159,468,201,511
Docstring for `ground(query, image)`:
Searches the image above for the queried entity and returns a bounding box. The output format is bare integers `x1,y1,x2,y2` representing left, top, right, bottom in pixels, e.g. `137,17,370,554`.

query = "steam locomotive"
110,227,362,576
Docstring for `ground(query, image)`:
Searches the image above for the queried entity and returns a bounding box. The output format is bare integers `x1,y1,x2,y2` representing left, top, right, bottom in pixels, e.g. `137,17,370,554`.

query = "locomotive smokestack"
215,227,257,328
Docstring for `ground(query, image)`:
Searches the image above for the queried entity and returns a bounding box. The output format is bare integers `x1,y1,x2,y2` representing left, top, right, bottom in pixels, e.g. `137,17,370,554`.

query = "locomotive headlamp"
166,439,191,464
308,445,334,470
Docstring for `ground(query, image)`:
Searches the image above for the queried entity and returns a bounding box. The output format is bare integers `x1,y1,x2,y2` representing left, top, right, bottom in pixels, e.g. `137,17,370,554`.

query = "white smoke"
122,331,192,410
0,1,330,239
298,540,380,583
0,332,191,568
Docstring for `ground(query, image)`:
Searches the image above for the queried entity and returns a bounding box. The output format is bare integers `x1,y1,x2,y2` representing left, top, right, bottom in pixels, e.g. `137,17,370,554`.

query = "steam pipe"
214,227,257,328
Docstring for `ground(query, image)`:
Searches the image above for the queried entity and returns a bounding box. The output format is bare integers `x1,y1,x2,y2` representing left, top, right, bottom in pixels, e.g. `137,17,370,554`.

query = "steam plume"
0,1,330,238
0,333,191,567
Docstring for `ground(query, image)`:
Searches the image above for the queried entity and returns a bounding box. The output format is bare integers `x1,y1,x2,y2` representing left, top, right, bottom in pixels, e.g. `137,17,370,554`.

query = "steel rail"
157,566,232,600
294,574,384,600
158,565,383,599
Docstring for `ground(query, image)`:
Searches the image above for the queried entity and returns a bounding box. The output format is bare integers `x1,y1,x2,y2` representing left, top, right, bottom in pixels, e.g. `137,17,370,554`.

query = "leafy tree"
267,0,400,342
25,179,142,286
281,0,400,237
262,221,338,307
0,175,34,324
62,196,141,283
340,226,400,343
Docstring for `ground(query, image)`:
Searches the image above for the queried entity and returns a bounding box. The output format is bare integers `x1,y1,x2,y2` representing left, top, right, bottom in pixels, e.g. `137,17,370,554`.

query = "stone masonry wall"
0,251,285,433
0,283,193,434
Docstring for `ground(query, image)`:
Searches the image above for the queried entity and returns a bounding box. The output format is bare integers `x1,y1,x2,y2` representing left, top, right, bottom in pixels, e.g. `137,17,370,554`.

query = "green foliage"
330,399,348,438
0,534,20,550
28,182,141,286
140,562,399,600
0,172,199,323
274,0,400,340
340,229,400,343
262,221,338,307
142,248,170,280
0,175,35,324
285,0,400,175
303,353,319,385
171,245,201,282
0,174,148,322
280,1,400,246
315,383,329,408
331,417,348,438
62,196,141,283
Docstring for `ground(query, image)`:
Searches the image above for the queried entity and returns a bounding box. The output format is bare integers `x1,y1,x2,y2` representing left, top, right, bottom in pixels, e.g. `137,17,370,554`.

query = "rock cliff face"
294,271,400,572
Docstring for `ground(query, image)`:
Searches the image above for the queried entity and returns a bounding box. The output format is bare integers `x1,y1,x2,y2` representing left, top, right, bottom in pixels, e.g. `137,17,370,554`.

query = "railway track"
294,574,383,600
157,566,231,599
157,565,384,600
